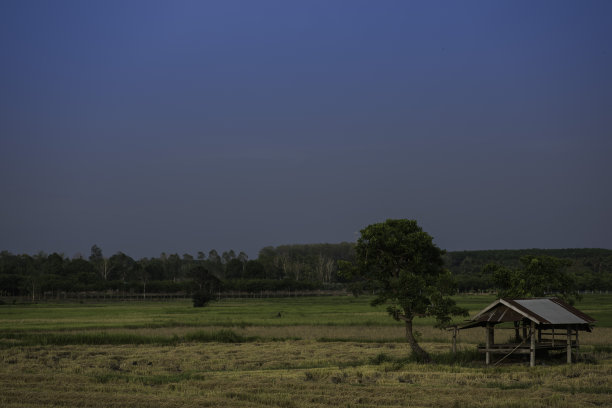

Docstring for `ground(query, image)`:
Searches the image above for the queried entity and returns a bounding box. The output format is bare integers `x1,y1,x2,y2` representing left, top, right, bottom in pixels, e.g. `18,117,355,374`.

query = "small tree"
89,245,111,280
192,290,214,308
189,266,222,308
340,219,466,362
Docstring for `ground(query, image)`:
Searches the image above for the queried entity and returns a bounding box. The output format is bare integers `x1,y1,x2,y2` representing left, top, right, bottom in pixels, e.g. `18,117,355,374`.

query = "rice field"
0,295,611,407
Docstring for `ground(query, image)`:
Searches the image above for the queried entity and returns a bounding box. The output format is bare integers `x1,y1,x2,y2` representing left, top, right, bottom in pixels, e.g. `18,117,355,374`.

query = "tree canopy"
487,255,581,304
339,219,466,362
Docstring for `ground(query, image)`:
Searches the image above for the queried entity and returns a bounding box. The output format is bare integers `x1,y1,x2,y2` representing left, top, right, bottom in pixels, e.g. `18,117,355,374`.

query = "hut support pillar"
575,329,579,360
485,323,491,365
566,326,572,364
530,321,536,367
552,328,555,347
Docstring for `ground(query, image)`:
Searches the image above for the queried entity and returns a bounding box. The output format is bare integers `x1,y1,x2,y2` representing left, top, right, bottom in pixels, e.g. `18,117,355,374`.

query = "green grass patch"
183,329,257,343
2,294,610,333
93,372,206,386
367,349,482,368
0,329,265,347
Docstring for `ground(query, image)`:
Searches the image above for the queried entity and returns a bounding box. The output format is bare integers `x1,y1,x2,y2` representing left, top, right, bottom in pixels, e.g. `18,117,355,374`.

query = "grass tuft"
431,349,482,365
592,344,612,353
183,329,254,343
485,381,532,390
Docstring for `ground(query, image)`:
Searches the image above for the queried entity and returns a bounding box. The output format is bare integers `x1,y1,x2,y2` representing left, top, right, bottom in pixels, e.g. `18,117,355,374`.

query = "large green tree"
340,219,466,362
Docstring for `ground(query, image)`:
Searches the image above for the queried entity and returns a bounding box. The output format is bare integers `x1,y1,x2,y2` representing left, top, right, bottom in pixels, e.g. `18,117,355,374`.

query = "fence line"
1,289,349,303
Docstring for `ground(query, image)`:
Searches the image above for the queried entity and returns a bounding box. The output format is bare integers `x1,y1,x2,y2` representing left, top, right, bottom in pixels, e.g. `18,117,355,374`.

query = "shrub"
192,290,213,307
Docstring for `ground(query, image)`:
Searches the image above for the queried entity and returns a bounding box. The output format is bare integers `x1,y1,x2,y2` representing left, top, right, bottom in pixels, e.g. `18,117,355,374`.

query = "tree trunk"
405,318,431,363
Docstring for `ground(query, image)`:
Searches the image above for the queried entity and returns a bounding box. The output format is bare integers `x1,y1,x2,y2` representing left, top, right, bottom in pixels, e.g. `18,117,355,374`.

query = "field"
0,295,611,407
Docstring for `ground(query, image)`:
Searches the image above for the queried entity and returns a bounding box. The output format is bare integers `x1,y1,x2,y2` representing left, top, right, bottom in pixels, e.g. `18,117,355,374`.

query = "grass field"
0,295,611,407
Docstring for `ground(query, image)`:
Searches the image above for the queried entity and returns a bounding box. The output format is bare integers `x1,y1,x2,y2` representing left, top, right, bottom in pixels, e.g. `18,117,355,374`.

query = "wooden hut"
457,298,595,367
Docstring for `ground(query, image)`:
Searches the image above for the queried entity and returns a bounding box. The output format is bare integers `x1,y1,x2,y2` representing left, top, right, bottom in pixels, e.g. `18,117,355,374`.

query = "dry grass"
1,297,610,407
1,341,611,408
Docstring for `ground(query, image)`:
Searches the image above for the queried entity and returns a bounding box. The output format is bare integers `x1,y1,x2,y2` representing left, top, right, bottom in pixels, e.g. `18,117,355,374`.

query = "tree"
244,260,266,279
89,245,111,280
167,253,182,282
222,250,236,265
136,262,148,299
189,266,222,307
487,255,580,304
208,250,221,265
339,219,466,362
225,259,244,279
108,252,136,282
237,251,249,276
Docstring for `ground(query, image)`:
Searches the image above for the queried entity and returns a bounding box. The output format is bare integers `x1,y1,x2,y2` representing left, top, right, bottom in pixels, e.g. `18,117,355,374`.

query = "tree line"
0,243,610,299
445,248,612,292
0,243,355,299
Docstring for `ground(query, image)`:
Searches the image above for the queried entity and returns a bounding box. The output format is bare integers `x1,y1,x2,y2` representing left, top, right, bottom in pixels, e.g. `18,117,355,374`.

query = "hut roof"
460,297,595,330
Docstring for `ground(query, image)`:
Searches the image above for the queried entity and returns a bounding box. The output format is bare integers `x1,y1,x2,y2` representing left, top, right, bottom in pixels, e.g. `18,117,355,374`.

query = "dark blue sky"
1,1,611,259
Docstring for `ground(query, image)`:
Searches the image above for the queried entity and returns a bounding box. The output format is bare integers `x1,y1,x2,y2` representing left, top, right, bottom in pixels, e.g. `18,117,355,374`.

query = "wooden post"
552,327,555,347
538,326,542,343
566,326,572,364
522,321,527,340
452,326,457,354
575,329,579,361
485,323,491,365
530,321,536,367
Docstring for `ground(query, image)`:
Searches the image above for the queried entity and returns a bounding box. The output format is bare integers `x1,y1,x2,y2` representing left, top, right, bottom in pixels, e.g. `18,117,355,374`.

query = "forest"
0,244,611,299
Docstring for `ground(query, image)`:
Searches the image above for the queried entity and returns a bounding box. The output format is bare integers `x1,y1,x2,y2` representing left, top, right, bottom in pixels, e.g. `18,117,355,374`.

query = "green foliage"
192,290,213,308
189,266,221,307
488,255,581,303
340,219,467,362
448,248,612,292
342,219,466,327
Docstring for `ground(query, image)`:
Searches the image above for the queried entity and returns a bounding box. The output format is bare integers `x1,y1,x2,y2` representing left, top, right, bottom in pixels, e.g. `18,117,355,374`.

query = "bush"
192,290,213,307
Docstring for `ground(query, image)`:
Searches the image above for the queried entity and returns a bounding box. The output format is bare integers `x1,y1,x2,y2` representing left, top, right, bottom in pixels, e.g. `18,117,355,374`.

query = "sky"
1,0,611,260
